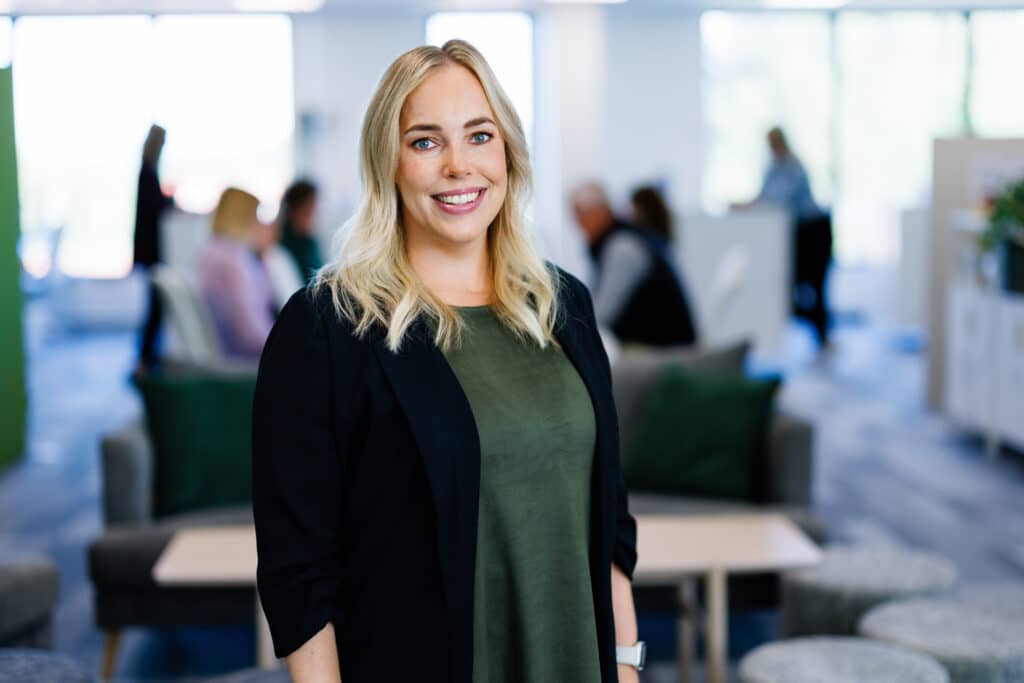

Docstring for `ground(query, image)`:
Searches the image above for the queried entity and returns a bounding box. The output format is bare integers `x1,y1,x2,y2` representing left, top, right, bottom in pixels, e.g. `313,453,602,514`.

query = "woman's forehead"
400,64,495,130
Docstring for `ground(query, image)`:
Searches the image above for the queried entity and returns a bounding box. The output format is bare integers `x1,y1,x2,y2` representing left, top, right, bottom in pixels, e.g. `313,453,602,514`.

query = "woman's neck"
407,239,492,307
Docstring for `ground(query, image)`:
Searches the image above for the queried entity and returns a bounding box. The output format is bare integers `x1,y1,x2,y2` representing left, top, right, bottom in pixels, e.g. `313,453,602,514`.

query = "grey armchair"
89,418,253,680
0,559,58,650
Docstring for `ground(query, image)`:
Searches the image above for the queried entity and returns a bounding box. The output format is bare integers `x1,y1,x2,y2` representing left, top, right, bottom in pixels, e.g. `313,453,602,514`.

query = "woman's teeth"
436,191,480,205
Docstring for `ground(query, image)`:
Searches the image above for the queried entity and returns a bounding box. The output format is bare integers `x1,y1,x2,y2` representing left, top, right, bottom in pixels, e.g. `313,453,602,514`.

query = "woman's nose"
443,145,470,178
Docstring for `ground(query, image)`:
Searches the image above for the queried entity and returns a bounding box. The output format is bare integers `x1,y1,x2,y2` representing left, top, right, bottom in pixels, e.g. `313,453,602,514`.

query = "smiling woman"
252,39,642,683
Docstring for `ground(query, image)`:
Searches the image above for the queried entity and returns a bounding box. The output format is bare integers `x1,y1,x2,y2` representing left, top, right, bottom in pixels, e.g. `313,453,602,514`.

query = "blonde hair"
314,39,559,353
212,187,259,240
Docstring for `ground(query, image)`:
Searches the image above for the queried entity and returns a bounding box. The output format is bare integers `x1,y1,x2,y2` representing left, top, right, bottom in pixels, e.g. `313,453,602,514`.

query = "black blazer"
252,268,638,683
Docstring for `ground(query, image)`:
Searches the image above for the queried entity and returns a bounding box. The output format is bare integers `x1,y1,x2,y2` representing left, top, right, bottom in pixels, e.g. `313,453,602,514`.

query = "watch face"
638,642,647,670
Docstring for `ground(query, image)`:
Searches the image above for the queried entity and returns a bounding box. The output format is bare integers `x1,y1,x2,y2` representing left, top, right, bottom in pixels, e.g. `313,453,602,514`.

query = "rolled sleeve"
252,289,346,658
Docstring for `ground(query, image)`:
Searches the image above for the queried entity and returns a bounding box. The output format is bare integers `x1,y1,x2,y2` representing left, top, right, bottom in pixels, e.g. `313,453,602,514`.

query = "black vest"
590,221,698,347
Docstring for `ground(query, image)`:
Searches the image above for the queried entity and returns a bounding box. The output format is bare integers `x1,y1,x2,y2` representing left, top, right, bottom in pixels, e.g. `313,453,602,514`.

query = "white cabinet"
947,284,1024,449
945,284,1000,431
998,294,1024,450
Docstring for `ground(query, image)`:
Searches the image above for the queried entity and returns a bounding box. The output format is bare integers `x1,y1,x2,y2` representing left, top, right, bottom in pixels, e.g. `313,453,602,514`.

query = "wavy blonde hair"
314,40,559,352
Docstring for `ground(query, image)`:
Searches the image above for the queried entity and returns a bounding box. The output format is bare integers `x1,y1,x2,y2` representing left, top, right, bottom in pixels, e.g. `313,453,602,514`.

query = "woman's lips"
432,188,486,215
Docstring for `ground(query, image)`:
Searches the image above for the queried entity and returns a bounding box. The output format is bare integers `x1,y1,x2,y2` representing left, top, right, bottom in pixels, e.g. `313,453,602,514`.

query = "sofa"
611,340,826,612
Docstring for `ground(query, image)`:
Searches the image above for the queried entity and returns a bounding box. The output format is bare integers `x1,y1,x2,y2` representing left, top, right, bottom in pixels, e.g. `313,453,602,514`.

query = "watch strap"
616,642,646,671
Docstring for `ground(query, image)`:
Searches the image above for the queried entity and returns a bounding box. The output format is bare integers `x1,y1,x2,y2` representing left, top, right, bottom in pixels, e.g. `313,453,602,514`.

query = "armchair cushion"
623,365,780,501
133,367,256,518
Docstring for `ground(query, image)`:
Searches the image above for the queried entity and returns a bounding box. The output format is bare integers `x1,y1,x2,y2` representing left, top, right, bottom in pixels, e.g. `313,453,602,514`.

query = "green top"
279,220,323,284
443,306,602,683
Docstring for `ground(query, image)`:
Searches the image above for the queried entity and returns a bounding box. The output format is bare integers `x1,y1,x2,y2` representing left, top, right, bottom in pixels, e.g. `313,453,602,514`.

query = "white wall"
291,12,425,251
603,8,704,216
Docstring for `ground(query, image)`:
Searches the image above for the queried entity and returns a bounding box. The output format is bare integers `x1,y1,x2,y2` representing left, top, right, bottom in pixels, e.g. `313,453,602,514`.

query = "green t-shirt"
443,306,602,683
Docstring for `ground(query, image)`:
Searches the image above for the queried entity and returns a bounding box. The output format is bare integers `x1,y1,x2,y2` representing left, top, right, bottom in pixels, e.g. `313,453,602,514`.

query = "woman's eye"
412,138,436,151
470,132,493,144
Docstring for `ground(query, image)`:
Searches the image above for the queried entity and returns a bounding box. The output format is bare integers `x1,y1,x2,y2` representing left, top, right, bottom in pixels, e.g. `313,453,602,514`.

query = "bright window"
833,12,967,264
702,11,970,265
0,17,11,68
701,12,834,215
425,12,534,149
969,11,1024,138
12,14,293,278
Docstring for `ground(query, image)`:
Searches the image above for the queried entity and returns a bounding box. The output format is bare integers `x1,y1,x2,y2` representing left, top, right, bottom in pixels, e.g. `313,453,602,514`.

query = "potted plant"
980,177,1024,295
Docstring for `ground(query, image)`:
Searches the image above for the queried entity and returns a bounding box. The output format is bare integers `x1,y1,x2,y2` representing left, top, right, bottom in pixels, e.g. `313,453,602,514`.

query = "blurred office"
1,0,1023,681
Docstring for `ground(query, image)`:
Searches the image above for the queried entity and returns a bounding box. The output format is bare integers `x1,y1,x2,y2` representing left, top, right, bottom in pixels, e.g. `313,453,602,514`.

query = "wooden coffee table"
151,513,819,680
633,513,823,683
151,525,276,669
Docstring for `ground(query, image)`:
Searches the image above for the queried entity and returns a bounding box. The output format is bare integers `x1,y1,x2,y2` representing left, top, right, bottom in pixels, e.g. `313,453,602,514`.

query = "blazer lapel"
371,320,480,681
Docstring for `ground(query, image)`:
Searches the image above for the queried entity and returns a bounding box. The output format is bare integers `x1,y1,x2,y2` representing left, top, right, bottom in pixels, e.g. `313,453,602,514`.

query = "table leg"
705,568,728,683
676,578,697,683
256,591,279,670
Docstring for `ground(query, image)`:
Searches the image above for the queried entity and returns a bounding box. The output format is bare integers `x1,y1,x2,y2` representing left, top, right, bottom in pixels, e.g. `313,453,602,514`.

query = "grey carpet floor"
2,289,1022,682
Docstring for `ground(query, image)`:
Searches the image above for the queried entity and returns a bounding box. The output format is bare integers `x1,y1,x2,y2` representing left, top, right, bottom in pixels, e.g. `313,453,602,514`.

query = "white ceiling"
2,0,1023,14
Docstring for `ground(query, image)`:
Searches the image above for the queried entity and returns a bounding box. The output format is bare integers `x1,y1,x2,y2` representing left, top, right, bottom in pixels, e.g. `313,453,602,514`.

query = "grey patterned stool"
0,649,93,682
859,586,1024,683
739,637,949,683
781,545,957,636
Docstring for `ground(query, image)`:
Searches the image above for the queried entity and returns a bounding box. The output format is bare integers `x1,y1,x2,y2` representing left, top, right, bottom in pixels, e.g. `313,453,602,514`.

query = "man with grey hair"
571,182,697,347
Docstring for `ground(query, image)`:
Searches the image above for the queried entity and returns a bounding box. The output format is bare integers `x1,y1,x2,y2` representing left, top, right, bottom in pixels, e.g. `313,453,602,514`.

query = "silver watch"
616,641,646,671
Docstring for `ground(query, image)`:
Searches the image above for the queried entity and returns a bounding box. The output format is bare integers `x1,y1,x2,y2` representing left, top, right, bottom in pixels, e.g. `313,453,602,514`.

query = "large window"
701,12,834,214
0,17,11,68
833,12,967,263
701,11,988,265
969,11,1024,138
12,14,293,278
426,12,534,149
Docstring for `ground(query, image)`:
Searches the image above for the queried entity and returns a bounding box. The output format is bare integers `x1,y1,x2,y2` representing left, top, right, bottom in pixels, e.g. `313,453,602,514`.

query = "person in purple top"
198,187,276,359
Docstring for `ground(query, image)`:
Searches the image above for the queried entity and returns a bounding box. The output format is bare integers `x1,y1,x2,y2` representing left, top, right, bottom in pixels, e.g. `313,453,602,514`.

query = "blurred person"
256,219,304,312
198,187,275,359
253,40,642,683
278,179,323,283
737,127,832,348
630,185,673,240
133,124,174,369
573,182,697,348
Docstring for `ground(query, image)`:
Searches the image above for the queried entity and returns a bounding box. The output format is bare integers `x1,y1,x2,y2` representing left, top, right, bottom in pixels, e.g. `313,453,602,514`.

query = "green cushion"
134,368,256,518
623,365,780,501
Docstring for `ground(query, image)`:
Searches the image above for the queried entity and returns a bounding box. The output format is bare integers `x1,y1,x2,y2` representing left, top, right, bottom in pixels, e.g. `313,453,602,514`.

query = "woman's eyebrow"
402,117,496,136
464,117,496,128
403,123,442,135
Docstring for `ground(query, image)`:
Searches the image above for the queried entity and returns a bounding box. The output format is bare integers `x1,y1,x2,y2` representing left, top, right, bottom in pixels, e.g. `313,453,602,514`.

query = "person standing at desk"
748,126,833,349
252,40,643,683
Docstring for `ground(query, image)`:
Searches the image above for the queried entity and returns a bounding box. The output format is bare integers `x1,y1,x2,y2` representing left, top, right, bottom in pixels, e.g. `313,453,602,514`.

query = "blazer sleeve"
252,289,351,658
562,268,639,580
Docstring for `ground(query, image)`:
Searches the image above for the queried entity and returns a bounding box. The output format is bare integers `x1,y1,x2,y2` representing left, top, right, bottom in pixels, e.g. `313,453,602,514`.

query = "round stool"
0,649,93,683
782,545,957,636
739,636,949,683
954,580,1024,619
859,595,1024,683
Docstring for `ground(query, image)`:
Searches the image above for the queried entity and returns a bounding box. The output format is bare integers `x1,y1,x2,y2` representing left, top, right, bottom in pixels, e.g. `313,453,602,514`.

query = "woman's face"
396,64,507,253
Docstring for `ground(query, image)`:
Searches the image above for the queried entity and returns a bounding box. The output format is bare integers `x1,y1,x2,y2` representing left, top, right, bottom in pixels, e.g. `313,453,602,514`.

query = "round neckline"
454,304,493,314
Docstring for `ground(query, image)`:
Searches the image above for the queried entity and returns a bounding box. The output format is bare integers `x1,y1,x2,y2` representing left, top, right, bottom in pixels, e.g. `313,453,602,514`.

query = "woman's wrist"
617,662,640,682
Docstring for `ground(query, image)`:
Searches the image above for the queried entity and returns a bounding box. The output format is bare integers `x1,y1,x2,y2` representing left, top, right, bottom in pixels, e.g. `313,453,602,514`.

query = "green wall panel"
0,67,26,469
